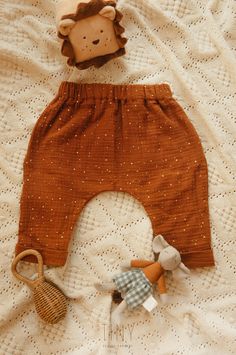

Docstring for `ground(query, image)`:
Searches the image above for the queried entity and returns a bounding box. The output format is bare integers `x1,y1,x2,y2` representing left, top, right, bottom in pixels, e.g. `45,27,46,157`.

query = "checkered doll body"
95,235,191,324
113,269,153,309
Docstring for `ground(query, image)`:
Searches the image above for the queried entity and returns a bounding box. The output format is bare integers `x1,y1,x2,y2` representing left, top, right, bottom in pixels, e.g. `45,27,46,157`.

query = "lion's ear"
99,6,116,21
58,19,76,36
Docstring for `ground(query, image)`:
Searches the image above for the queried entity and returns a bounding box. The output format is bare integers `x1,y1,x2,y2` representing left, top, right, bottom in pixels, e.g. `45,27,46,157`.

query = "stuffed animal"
56,0,127,69
95,235,190,325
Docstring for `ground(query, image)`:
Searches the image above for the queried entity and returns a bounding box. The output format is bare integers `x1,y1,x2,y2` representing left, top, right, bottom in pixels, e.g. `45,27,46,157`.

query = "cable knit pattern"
0,0,235,354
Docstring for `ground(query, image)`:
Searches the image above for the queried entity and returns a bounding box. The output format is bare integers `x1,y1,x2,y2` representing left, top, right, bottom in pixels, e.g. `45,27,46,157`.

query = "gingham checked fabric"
112,269,152,308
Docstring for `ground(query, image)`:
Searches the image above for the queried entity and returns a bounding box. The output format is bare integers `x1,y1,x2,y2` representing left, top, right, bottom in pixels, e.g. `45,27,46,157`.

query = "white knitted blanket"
0,0,235,354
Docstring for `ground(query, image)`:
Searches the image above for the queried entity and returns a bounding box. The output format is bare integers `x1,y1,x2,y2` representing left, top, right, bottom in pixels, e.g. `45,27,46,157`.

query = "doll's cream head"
56,0,127,69
152,235,190,278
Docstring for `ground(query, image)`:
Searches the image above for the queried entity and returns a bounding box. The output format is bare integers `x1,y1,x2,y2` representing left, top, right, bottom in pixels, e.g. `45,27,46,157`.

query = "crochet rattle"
56,0,127,69
95,235,190,325
11,249,67,324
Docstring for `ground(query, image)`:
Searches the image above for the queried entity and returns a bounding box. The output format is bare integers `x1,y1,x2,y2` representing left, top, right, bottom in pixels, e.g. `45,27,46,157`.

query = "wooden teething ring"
11,249,44,288
11,249,67,324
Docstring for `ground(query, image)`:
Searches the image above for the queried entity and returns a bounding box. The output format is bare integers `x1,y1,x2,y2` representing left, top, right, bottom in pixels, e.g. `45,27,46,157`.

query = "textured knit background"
0,0,236,354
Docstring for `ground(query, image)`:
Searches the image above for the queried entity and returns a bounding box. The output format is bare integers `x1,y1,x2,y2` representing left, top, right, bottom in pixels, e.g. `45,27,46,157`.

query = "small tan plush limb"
157,274,167,294
130,260,155,268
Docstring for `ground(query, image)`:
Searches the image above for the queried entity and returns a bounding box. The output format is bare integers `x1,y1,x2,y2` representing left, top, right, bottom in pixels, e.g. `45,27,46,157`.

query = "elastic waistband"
58,81,173,100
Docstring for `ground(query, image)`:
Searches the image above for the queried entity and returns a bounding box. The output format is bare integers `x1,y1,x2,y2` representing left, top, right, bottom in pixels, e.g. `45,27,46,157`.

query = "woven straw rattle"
11,249,67,324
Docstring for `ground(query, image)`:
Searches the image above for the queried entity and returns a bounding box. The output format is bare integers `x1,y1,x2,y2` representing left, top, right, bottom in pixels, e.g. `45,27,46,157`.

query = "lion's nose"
92,39,100,45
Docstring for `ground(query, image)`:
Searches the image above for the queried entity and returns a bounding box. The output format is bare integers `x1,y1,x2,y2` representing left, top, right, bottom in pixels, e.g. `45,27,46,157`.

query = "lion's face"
69,13,120,62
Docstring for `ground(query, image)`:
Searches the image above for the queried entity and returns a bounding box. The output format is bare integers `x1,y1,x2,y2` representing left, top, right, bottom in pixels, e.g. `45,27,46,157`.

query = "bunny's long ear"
99,6,116,21
152,234,170,253
58,19,76,36
172,262,190,279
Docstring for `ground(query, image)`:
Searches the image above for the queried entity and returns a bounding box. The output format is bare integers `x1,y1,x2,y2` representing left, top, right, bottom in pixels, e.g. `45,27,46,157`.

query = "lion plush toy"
56,0,127,69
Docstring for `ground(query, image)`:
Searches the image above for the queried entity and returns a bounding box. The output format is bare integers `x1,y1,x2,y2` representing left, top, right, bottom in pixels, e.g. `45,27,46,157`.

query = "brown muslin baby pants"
15,82,215,268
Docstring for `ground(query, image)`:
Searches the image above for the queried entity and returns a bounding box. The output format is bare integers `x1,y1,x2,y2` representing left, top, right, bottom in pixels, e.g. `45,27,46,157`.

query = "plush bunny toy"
56,0,127,69
95,235,190,325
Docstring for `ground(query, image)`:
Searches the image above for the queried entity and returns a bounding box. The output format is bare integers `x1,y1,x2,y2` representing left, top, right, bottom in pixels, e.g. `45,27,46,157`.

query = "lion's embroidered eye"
83,36,86,39
100,30,104,33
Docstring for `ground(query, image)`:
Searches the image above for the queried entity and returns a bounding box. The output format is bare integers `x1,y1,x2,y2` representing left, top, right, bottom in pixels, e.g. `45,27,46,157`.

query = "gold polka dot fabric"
15,81,214,268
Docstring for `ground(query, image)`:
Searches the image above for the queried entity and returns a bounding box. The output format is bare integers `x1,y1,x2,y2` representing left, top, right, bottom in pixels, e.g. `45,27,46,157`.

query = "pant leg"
16,82,116,266
115,89,214,268
16,89,82,266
